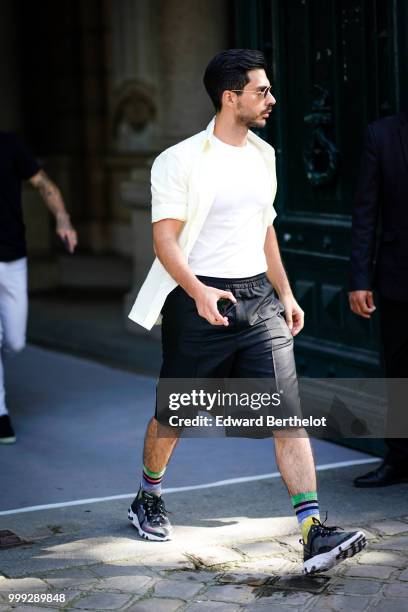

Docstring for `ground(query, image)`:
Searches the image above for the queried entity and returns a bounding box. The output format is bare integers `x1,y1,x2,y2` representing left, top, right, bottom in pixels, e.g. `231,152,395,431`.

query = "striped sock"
291,491,320,542
141,464,166,496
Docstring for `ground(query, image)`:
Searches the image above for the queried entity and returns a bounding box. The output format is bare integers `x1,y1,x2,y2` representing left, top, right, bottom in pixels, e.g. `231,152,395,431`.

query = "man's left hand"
280,294,304,336
56,214,78,253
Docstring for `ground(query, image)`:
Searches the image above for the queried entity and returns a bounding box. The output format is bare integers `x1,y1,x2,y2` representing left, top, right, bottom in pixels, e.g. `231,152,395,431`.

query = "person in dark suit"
349,111,408,487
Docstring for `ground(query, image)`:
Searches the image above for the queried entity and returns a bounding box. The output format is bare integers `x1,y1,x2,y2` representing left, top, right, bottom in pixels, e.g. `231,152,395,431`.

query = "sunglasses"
229,85,273,99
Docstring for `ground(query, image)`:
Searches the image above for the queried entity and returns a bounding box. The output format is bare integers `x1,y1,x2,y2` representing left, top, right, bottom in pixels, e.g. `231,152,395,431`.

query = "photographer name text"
167,415,327,428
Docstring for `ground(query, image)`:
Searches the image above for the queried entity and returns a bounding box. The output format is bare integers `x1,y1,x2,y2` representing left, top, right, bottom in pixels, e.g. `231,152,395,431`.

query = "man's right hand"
348,290,376,319
193,285,236,326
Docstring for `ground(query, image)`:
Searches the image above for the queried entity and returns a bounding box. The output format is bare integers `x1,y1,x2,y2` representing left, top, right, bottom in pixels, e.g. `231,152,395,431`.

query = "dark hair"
203,49,267,111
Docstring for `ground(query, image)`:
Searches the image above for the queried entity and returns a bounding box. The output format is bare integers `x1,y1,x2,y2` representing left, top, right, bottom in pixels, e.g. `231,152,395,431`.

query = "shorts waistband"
196,272,268,289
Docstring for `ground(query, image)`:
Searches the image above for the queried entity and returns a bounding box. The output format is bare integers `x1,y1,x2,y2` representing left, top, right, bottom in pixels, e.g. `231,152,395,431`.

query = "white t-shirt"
188,135,271,278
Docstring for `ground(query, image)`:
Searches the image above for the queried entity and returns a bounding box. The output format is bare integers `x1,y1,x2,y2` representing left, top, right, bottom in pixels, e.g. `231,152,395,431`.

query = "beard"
236,103,269,128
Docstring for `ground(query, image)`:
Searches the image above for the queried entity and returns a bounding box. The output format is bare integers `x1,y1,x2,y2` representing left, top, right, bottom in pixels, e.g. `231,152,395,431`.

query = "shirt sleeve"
151,150,188,223
13,135,41,180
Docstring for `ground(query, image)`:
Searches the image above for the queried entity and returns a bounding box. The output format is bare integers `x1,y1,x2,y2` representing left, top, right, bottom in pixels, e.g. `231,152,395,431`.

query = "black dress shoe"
0,414,16,444
354,460,408,488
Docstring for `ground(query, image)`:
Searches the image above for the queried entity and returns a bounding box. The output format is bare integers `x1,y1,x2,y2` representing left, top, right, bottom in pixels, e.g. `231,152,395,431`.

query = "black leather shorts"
156,273,302,428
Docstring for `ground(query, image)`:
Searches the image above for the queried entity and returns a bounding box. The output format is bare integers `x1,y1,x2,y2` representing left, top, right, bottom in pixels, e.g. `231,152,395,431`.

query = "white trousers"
0,257,28,416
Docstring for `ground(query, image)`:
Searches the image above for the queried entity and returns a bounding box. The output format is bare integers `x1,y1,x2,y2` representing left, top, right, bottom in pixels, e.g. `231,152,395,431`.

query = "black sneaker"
128,487,172,541
303,516,366,574
0,415,16,444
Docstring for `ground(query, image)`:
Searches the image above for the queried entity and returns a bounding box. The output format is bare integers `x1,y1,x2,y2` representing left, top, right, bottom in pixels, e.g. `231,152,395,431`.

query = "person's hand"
280,294,304,336
193,285,236,326
56,213,78,253
349,290,376,319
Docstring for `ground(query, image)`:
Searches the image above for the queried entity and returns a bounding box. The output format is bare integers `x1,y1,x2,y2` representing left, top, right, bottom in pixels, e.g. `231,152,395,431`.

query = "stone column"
111,0,160,152
158,0,229,145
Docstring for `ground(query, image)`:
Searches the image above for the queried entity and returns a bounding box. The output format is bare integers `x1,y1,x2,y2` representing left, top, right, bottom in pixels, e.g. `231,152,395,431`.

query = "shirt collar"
203,116,273,158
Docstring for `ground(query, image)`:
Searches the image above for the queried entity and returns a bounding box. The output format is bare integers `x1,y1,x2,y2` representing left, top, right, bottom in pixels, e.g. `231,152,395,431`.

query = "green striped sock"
291,491,320,541
141,464,166,495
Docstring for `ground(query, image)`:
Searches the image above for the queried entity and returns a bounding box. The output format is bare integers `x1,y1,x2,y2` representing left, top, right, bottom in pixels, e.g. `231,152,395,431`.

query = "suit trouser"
0,258,28,416
379,296,408,462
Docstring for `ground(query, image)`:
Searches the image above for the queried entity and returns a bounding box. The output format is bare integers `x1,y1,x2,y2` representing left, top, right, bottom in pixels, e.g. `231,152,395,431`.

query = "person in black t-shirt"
0,132,77,443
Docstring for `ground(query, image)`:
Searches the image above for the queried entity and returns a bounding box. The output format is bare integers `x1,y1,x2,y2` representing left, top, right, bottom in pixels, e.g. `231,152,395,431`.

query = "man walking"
349,111,408,486
0,132,77,443
128,49,366,574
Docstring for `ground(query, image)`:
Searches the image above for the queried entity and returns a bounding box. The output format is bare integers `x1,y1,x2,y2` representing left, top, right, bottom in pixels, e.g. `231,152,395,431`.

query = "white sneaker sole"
303,531,366,574
127,507,172,542
0,436,16,444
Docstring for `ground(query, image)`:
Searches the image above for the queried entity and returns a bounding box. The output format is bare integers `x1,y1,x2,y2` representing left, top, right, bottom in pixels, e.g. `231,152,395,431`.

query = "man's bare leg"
273,428,316,495
273,428,366,573
128,417,179,541
143,417,179,472
274,428,319,543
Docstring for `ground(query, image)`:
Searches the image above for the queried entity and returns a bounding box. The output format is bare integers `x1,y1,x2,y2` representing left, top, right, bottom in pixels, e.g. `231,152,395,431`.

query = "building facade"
4,0,407,390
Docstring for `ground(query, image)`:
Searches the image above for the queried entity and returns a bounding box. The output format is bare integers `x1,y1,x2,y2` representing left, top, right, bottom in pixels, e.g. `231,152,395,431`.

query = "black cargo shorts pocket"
247,283,284,326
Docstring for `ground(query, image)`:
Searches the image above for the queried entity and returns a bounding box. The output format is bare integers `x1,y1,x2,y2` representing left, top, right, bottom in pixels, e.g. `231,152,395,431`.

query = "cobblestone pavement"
1,514,408,611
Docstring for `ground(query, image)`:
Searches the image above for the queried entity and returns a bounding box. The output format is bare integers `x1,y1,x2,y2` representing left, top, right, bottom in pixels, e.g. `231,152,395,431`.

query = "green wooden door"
233,0,403,454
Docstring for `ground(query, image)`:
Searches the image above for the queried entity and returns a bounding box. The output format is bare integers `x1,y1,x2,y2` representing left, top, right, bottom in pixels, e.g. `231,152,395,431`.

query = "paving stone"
163,570,216,583
276,534,302,550
186,602,240,612
383,581,408,598
350,528,377,542
1,536,175,578
0,605,61,612
94,574,153,594
72,591,132,609
245,590,312,607
0,577,49,594
187,547,243,567
336,528,377,544
357,551,407,568
239,557,296,573
91,563,153,578
127,598,185,612
342,564,394,580
205,584,256,604
328,578,382,596
245,605,300,612
273,573,329,593
372,598,408,612
398,567,408,581
372,536,408,552
154,578,204,599
234,540,286,558
312,594,371,611
100,558,188,576
371,521,408,536
328,563,352,577
101,559,157,576
217,572,270,587
138,554,195,572
43,567,99,589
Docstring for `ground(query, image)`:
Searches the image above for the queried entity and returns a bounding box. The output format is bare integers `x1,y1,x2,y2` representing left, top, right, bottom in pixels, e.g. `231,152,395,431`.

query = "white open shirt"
128,117,278,330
